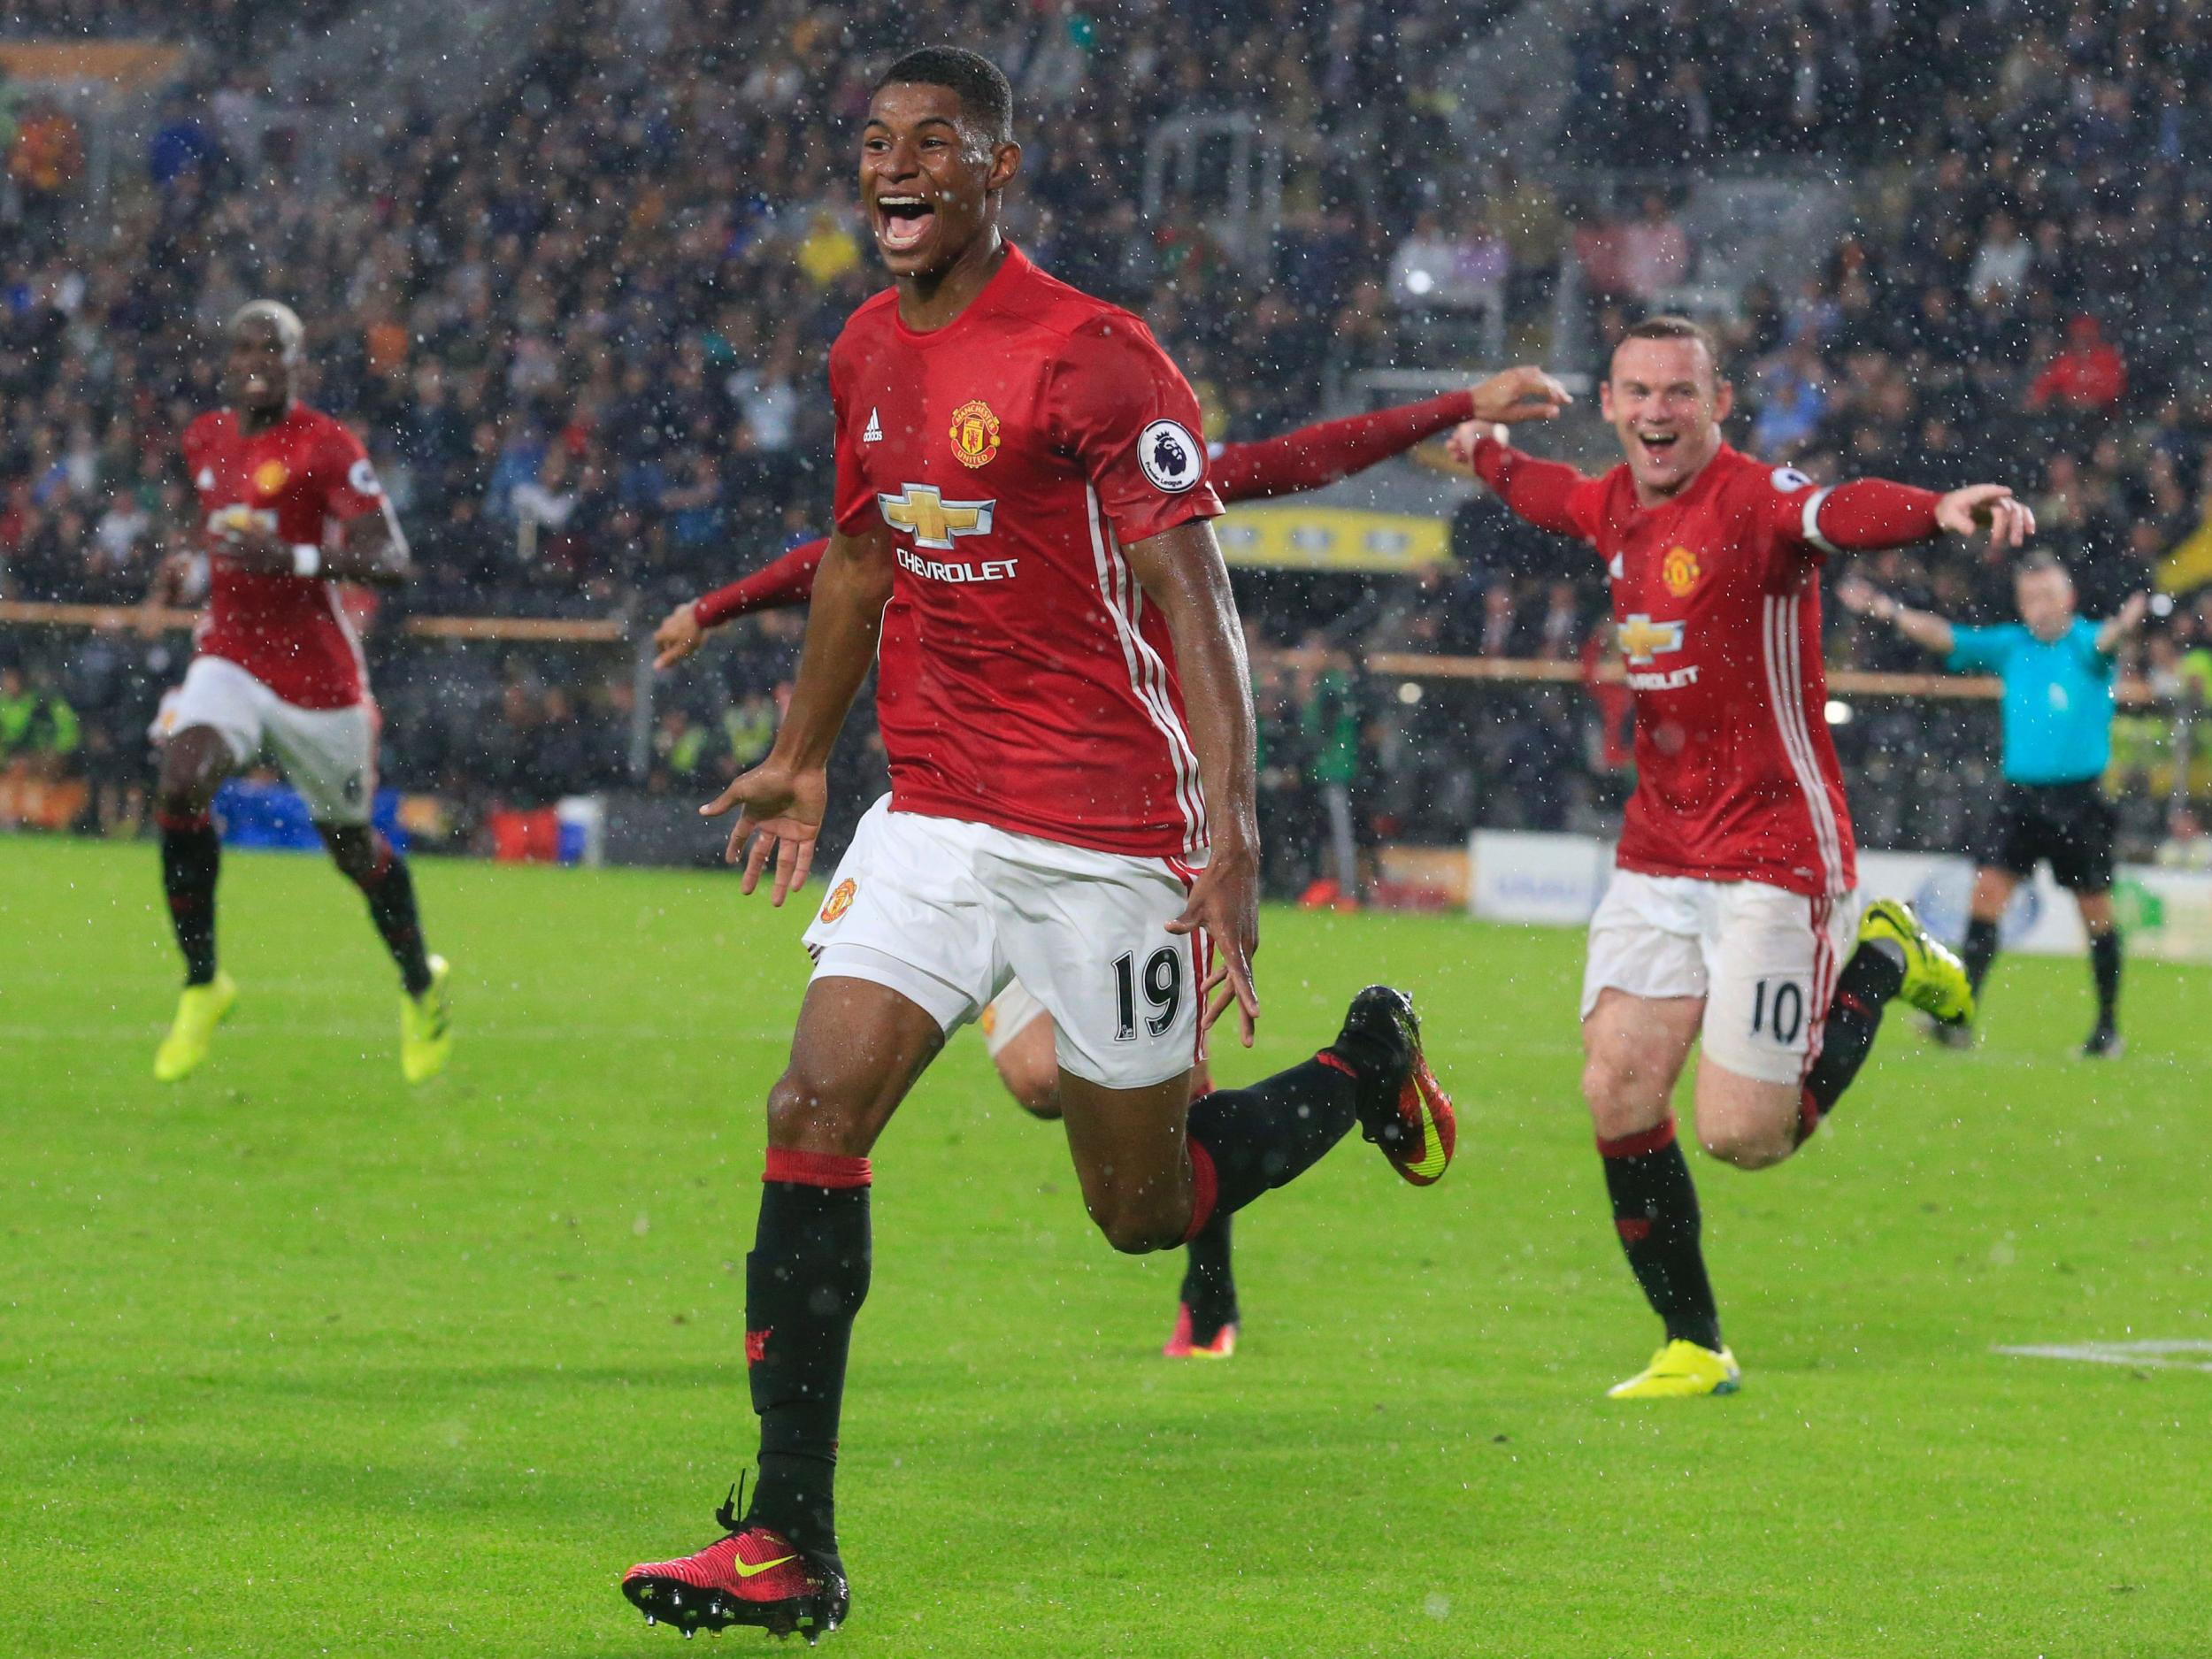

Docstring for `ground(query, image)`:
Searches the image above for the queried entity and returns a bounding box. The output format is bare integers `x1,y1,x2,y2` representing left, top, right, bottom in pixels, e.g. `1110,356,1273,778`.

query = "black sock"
2089,930,2121,1030
745,1150,872,1563
160,817,221,986
349,840,434,996
1599,1118,1721,1352
1179,1211,1237,1340
1798,939,1905,1137
1184,1056,1360,1220
1962,916,2000,1005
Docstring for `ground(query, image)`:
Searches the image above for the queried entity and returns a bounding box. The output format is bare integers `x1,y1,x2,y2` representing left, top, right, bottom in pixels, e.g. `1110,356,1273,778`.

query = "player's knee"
154,758,211,821
764,1070,872,1157
1086,1191,1185,1255
1001,1058,1063,1120
319,826,377,883
1697,1118,1792,1171
1582,1055,1662,1133
993,1018,1062,1119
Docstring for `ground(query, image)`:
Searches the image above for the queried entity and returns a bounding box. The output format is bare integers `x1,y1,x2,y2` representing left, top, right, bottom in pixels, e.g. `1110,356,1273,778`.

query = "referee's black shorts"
1975,779,2117,893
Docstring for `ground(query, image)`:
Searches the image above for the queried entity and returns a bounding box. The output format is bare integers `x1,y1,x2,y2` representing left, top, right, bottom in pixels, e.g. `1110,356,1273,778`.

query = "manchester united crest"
818,878,857,924
1662,545,1701,597
949,399,1001,470
252,459,291,497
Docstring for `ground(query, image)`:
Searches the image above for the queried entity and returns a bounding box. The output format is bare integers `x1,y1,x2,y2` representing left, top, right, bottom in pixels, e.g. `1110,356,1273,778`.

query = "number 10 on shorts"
1113,947,1184,1041
1750,977,1806,1045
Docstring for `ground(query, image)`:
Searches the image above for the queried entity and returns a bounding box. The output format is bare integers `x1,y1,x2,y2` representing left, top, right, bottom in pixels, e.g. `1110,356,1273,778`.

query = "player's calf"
320,826,436,998
1794,899,1965,1144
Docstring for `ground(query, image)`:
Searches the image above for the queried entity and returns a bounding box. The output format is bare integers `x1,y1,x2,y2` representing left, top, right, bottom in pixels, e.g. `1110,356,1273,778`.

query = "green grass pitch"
4,834,2209,1656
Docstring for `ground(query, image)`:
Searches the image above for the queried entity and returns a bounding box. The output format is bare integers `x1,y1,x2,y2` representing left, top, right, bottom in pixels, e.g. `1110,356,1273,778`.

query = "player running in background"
619,49,1453,1640
1449,317,2029,1400
1838,557,2148,1057
143,302,452,1086
650,388,1488,1361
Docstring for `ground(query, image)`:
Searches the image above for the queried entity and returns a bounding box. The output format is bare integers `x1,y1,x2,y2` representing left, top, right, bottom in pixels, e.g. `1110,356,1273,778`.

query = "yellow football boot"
153,972,237,1083
1606,1338,1741,1400
1858,897,1974,1025
400,955,454,1084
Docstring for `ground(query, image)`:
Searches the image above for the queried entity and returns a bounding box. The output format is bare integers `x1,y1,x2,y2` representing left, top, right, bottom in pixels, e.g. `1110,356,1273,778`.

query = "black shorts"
1977,780,2116,893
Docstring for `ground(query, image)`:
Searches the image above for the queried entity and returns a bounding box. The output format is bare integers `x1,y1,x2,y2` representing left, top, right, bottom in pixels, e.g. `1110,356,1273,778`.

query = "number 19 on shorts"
1113,947,1184,1042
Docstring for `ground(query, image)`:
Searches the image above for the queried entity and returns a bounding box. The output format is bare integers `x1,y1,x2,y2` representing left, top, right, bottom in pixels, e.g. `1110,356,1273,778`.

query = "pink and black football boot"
621,1486,849,1642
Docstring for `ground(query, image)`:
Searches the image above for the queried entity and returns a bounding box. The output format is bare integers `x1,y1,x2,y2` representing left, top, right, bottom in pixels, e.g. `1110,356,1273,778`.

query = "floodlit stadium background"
4,0,2208,921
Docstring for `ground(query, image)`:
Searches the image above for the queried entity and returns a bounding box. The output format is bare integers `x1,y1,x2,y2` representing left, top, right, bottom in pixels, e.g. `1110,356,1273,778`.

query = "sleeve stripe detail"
1801,487,1839,556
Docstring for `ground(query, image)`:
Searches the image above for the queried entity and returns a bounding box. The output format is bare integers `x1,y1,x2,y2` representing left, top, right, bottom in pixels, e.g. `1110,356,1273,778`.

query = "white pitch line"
1995,1340,2212,1373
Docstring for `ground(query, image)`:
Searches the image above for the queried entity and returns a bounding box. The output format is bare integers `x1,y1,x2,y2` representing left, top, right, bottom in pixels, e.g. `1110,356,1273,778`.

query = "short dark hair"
875,47,1013,145
2016,549,2068,579
1614,314,1724,380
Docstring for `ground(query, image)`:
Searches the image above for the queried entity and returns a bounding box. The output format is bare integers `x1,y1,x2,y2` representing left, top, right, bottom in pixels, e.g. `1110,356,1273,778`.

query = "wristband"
292,544,322,579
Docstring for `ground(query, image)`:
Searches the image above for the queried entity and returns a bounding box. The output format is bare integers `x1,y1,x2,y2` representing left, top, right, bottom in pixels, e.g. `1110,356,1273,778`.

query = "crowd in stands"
3,0,2210,872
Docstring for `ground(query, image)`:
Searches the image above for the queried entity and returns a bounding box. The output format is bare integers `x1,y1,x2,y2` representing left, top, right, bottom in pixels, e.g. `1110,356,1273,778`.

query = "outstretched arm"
1125,518,1261,1047
2096,592,2150,655
1441,366,1590,537
1834,575,1958,657
697,525,894,901
656,536,830,668
1210,390,1476,502
695,537,828,627
1795,481,2035,557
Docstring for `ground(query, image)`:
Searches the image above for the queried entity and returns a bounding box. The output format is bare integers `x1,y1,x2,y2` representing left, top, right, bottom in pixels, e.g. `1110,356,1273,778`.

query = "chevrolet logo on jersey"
1617,613,1686,664
879,484,995,550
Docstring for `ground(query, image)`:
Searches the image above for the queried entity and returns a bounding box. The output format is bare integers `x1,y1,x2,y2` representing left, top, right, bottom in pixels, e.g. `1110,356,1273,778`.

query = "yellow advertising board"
1213,506,1452,573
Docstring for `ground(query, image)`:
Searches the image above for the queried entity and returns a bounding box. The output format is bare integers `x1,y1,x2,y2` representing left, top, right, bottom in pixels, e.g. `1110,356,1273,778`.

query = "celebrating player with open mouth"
652,388,1494,1362
1449,319,2032,1400
145,302,452,1086
617,48,1455,1641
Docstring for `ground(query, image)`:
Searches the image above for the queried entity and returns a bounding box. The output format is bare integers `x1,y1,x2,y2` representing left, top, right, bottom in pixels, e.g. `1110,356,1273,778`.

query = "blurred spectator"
6,97,81,250
2025,316,2126,414
1617,193,1691,303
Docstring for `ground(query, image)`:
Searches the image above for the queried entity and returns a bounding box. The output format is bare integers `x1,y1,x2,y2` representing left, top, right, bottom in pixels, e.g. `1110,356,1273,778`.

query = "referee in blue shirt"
1840,554,2148,1057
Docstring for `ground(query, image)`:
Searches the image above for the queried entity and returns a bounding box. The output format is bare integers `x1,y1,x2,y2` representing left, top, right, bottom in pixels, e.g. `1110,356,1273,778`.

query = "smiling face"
225,314,294,419
1601,334,1732,503
860,80,1019,285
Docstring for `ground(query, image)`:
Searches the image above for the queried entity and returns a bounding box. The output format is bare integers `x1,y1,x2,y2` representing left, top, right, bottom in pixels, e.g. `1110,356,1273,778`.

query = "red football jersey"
1479,441,1855,896
830,245,1223,856
181,403,387,709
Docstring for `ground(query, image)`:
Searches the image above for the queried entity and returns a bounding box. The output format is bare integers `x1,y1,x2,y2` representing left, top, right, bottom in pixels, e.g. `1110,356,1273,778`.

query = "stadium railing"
5,602,2200,866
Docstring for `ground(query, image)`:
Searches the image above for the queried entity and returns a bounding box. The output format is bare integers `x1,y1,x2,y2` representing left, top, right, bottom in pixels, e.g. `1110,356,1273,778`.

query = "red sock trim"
1795,1087,1822,1146
1314,1050,1356,1079
1596,1115,1677,1159
156,810,212,833
1180,1139,1219,1244
762,1147,872,1188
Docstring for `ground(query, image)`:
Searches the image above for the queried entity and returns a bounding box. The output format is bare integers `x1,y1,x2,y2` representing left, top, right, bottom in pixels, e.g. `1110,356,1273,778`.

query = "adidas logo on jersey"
863,408,883,443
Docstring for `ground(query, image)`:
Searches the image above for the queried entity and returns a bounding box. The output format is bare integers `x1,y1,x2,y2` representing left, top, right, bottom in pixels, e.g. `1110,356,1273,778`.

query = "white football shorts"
164,654,377,826
978,978,1049,1059
803,795,1206,1090
1580,869,1861,1087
